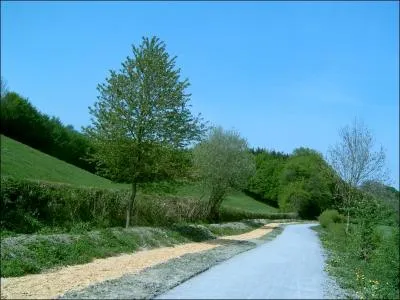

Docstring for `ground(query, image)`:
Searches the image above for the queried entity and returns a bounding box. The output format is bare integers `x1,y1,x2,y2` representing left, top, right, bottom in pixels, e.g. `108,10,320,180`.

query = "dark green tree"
85,36,206,228
246,149,289,206
279,147,337,219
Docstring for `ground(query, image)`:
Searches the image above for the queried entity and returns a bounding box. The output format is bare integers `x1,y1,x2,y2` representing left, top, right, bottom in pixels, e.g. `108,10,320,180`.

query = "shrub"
219,206,297,222
171,223,216,242
133,194,208,226
319,209,343,228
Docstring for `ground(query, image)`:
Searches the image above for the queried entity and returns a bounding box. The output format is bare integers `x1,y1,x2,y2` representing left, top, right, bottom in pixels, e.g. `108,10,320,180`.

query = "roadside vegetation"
1,219,279,277
316,119,399,299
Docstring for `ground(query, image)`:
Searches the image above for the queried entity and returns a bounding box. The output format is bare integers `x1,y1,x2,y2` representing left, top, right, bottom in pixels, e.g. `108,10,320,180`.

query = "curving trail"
157,223,341,299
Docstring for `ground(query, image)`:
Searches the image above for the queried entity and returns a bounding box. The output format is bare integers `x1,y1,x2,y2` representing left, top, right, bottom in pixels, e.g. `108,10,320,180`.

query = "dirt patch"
220,222,280,240
1,223,282,299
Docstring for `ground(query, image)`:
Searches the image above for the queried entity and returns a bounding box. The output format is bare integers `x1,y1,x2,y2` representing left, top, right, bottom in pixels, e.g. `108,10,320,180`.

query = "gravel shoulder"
1,222,281,299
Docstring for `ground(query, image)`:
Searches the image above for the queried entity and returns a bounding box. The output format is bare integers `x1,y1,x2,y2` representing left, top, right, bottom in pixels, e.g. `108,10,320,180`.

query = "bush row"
219,206,297,222
1,177,297,234
1,177,129,233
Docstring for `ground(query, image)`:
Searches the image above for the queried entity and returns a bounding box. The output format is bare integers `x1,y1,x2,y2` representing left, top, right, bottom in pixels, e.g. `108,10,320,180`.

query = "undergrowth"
316,223,399,299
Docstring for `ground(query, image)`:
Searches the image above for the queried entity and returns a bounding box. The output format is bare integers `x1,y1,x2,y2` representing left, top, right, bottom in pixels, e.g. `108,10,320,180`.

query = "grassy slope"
0,135,129,189
175,182,278,214
222,191,278,213
1,134,277,213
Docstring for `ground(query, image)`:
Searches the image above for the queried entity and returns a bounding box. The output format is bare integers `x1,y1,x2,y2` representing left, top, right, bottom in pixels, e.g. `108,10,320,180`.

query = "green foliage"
133,194,208,226
219,206,296,222
0,177,129,233
317,222,399,299
246,149,289,206
318,209,343,228
193,127,256,220
0,92,95,172
361,181,399,224
278,147,337,219
174,182,283,218
85,36,205,185
1,175,284,234
85,36,206,227
1,135,127,189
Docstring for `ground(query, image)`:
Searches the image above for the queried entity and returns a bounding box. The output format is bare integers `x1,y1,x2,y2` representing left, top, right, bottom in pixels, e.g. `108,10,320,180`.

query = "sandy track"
1,223,280,299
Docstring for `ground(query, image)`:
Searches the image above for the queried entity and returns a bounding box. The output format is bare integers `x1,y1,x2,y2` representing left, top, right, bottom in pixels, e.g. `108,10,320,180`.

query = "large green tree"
193,127,255,221
85,36,206,228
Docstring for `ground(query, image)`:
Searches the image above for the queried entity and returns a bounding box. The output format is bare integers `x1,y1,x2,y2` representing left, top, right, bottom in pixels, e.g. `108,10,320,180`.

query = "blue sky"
1,1,399,187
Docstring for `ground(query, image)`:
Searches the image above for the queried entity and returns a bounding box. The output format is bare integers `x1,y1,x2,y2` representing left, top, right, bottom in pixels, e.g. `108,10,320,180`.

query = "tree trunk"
207,201,220,222
345,210,350,235
126,181,137,228
207,188,225,222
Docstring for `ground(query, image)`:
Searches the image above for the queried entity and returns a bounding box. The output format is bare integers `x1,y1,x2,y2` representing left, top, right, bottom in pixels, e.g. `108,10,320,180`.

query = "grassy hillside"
222,191,278,213
1,134,278,214
175,182,278,214
0,135,128,189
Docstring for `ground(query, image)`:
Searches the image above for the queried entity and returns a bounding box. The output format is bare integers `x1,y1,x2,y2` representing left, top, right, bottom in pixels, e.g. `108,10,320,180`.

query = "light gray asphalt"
157,223,341,299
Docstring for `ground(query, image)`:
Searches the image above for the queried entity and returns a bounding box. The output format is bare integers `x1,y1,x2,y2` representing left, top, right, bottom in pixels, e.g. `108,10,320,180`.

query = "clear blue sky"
1,1,399,187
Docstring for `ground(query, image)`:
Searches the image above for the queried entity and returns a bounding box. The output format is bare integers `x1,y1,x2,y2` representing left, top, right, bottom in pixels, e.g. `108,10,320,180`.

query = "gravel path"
1,223,280,299
157,223,346,299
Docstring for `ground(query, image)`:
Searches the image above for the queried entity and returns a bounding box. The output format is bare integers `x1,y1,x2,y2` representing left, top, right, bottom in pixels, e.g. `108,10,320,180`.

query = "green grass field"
1,134,277,214
0,135,129,189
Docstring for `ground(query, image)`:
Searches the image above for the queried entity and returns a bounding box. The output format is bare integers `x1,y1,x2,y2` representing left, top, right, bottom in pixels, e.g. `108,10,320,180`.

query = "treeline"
0,92,95,173
246,147,339,219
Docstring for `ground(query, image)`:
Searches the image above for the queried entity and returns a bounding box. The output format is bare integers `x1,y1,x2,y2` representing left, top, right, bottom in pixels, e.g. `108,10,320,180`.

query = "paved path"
157,223,340,299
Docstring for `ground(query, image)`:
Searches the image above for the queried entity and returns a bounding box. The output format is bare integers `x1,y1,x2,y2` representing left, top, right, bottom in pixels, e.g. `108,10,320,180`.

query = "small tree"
193,127,255,221
85,36,206,228
328,118,388,234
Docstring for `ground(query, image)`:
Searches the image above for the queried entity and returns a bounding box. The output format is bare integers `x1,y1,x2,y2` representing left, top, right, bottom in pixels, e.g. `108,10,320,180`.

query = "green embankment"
1,134,278,214
1,220,279,278
1,135,128,189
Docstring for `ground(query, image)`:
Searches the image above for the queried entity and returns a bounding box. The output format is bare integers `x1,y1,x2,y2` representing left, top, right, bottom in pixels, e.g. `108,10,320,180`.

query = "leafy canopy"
85,36,206,183
194,126,255,194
